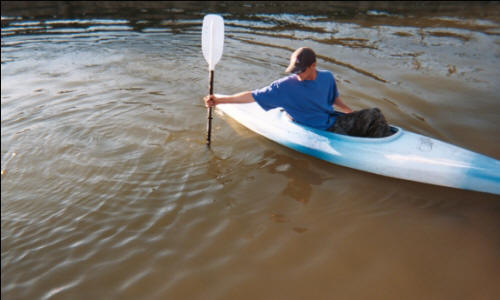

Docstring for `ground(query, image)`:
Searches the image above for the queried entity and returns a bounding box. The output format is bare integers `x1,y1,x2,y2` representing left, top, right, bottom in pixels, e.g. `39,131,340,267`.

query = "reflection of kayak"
216,99,500,195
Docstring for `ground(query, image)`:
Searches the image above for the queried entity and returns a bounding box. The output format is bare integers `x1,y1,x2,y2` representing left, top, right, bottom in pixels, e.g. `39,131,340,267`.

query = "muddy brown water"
2,2,500,299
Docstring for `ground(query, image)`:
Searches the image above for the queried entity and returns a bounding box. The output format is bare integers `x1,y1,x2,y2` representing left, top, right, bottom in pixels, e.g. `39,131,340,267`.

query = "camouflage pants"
328,108,392,138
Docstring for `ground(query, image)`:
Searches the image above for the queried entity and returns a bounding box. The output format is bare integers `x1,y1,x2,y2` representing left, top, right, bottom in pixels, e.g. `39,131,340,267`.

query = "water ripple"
2,3,500,299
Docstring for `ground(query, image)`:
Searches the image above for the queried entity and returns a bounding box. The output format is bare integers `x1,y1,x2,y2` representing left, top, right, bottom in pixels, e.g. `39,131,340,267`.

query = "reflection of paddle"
201,14,224,147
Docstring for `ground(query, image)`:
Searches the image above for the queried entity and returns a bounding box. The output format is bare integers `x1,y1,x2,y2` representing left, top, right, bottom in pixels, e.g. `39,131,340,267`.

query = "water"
2,2,500,299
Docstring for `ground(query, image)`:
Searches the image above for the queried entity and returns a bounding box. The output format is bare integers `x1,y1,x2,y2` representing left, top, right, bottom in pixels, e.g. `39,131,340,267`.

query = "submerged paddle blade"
202,14,224,71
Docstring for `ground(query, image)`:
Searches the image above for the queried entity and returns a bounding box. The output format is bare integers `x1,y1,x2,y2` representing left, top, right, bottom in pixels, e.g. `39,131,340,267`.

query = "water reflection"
3,2,500,37
261,151,325,204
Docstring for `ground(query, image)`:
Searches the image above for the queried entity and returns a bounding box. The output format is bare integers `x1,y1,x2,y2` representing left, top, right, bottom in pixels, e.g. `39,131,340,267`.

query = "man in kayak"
204,47,392,138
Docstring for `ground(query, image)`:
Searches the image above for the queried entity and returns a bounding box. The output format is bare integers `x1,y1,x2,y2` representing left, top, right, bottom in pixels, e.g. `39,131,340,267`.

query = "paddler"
203,47,392,137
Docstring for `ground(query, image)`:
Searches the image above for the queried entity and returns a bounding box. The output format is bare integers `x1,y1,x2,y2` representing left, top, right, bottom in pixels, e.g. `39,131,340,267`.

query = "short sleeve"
252,81,283,111
330,74,339,105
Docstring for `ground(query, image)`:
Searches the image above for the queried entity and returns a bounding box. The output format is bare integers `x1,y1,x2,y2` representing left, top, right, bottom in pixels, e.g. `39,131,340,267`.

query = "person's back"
251,69,338,130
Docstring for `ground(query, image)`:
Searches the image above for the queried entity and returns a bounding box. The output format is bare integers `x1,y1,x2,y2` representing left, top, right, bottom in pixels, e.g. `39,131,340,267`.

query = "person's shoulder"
317,69,334,78
277,74,298,83
272,74,298,87
317,69,336,82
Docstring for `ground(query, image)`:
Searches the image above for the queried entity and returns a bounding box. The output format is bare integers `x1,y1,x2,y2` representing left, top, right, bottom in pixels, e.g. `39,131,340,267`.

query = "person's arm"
333,97,353,113
204,91,255,107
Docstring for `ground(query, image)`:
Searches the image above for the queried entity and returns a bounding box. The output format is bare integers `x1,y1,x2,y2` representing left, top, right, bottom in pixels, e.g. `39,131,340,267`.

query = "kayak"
216,99,500,195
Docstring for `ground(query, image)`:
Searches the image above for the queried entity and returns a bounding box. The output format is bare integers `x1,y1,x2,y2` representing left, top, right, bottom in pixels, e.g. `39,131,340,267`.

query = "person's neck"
297,68,317,81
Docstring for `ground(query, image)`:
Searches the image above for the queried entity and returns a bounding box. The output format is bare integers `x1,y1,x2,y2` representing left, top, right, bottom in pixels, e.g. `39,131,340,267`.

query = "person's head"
285,47,317,74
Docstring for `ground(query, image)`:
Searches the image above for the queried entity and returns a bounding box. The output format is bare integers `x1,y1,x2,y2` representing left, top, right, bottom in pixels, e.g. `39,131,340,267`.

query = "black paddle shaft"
206,70,214,146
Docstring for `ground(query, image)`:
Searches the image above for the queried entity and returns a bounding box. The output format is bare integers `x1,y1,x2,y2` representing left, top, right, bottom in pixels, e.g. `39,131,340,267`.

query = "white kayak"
216,100,500,195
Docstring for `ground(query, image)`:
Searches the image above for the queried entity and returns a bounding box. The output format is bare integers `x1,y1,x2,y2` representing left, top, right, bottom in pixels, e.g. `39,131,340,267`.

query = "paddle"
202,14,224,146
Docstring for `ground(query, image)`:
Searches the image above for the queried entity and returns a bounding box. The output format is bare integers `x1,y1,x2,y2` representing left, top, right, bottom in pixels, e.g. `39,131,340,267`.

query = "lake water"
2,2,500,299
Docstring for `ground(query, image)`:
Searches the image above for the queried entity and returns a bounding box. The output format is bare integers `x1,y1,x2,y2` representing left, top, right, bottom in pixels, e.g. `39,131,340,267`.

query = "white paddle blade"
202,14,224,71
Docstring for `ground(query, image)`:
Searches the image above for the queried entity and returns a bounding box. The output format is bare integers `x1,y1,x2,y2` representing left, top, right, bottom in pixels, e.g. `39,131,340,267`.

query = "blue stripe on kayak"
464,154,500,194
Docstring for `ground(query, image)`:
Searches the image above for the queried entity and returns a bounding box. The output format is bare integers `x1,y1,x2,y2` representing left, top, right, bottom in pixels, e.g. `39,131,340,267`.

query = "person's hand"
203,94,217,108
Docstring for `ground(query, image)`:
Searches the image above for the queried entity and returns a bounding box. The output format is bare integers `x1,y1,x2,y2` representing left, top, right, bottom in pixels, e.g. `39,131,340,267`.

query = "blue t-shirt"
252,69,339,130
